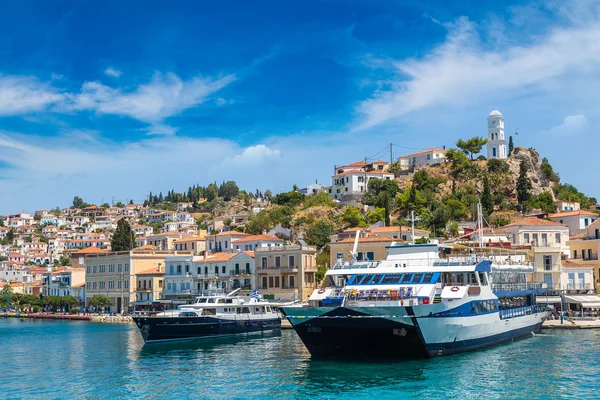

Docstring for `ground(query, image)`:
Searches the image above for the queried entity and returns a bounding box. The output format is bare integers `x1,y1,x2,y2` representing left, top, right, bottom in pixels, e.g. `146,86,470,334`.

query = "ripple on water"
1,319,599,399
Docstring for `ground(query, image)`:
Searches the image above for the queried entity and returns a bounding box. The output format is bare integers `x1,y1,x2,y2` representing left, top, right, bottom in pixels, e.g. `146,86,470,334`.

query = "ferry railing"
491,283,546,292
499,304,549,319
333,256,487,270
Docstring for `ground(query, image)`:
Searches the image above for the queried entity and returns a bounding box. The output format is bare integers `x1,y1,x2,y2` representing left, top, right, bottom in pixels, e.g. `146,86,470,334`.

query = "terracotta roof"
562,260,588,268
333,169,394,177
338,236,394,244
341,161,367,168
569,232,587,240
548,210,598,218
136,266,164,275
342,227,363,233
370,226,430,234
506,217,566,227
400,148,447,158
74,246,108,254
135,245,158,250
198,253,237,262
242,251,255,258
173,236,206,243
234,234,281,243
215,231,249,237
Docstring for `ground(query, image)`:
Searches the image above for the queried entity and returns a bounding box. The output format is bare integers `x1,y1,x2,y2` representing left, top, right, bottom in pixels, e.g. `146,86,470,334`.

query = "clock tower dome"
487,109,507,159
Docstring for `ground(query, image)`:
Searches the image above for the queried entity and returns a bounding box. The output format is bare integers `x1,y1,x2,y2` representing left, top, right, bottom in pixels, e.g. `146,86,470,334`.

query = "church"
487,109,507,159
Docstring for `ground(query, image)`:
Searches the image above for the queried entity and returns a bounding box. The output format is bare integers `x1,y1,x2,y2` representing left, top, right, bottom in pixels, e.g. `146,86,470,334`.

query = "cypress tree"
508,136,514,157
481,175,494,216
111,219,135,251
516,160,532,211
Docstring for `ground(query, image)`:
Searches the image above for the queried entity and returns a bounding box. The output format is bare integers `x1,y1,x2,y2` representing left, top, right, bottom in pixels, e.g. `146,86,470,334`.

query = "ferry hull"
283,306,549,359
133,316,281,343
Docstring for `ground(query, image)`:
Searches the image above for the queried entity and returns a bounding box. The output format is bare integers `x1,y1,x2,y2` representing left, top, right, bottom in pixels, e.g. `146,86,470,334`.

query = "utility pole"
406,210,421,245
389,143,393,164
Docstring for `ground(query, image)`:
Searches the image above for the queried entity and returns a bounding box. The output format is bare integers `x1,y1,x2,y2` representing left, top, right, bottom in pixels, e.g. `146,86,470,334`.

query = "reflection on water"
1,319,599,399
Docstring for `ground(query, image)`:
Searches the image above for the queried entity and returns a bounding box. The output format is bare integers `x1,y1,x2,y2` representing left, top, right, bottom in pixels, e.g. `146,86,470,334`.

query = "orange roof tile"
506,217,566,227
74,246,108,254
548,210,598,218
135,245,158,250
338,236,395,244
136,266,164,275
562,260,589,268
215,231,249,237
399,148,447,157
332,169,394,177
234,234,281,243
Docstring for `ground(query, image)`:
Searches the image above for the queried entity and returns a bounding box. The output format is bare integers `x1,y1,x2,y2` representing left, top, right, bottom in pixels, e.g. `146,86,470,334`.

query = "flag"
515,128,519,135
250,290,259,299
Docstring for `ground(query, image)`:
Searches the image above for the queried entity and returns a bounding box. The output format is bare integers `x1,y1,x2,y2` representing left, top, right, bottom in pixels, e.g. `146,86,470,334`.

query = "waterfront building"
555,200,580,212
547,210,598,236
566,220,600,293
255,244,317,301
206,231,249,253
329,236,394,267
503,217,570,291
172,236,206,254
83,249,176,313
45,268,85,297
398,148,447,170
232,234,283,251
560,260,595,293
486,109,507,159
135,264,165,305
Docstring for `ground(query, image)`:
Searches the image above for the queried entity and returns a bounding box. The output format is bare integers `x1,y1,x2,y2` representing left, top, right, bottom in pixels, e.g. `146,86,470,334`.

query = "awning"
566,295,600,308
309,288,334,301
537,296,562,303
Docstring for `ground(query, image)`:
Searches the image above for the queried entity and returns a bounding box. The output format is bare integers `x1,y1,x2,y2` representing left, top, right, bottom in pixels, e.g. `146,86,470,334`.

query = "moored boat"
282,225,551,359
133,289,281,343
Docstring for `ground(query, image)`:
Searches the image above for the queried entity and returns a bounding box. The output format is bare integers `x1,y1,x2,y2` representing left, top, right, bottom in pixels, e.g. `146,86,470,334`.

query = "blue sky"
0,0,598,212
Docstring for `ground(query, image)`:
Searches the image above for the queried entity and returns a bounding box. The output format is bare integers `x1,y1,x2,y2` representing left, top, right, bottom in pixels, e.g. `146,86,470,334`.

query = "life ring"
450,286,460,292
318,289,326,294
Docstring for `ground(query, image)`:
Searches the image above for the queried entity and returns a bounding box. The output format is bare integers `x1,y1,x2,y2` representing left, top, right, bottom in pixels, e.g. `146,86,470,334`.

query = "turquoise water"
1,319,599,399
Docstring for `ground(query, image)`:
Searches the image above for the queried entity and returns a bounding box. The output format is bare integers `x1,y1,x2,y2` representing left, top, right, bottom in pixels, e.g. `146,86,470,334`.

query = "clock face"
492,120,496,125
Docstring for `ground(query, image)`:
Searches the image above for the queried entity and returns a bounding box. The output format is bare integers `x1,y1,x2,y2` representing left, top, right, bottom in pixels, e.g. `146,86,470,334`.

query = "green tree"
340,206,365,228
387,162,401,173
508,136,514,157
206,183,219,202
245,210,273,234
487,158,509,174
219,181,240,201
363,178,399,226
446,199,467,220
72,196,85,208
302,192,335,209
530,191,555,213
2,284,13,296
481,175,494,216
445,148,471,177
366,207,386,224
6,229,15,243
541,157,559,183
273,191,305,207
456,136,488,160
89,294,113,309
111,219,135,251
516,160,532,211
115,201,125,208
264,189,273,202
304,220,334,250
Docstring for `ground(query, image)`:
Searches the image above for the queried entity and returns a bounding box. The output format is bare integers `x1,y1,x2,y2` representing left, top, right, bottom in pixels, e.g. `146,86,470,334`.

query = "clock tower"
486,109,507,159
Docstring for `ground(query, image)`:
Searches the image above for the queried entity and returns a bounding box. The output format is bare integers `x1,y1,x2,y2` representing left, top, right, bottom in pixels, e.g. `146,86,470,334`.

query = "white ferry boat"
133,289,281,343
282,233,550,358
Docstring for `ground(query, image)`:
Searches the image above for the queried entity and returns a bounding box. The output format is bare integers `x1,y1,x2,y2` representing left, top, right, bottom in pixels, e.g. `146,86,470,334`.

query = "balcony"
572,253,599,261
231,271,252,277
280,267,298,273
567,283,592,290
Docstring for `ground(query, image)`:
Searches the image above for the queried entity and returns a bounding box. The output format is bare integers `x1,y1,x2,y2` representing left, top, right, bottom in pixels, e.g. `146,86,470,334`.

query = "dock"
543,319,600,329
3,313,92,321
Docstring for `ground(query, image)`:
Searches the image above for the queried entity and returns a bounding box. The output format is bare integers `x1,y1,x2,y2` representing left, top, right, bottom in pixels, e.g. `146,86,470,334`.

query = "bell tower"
487,109,507,159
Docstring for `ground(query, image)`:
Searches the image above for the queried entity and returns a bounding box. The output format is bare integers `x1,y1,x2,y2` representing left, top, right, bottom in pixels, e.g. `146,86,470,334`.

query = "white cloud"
0,71,235,134
228,144,281,165
542,114,589,137
63,72,236,125
0,75,63,116
104,67,122,78
144,124,178,136
355,7,600,130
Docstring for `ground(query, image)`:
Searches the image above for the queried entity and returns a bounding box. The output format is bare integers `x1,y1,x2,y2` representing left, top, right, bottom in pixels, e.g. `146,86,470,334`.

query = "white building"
398,148,447,170
547,210,598,236
555,200,580,212
329,166,394,205
232,234,284,251
487,109,507,159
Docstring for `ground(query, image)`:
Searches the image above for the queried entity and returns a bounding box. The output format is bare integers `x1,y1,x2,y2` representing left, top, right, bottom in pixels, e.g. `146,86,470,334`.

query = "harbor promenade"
543,319,600,329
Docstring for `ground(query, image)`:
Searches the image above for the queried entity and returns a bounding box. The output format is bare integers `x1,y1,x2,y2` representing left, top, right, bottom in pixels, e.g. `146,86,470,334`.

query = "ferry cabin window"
478,272,487,285
226,299,233,304
381,274,402,284
412,273,424,284
368,275,382,285
423,273,434,283
401,274,413,283
202,309,216,316
197,298,208,303
347,275,359,285
359,274,374,284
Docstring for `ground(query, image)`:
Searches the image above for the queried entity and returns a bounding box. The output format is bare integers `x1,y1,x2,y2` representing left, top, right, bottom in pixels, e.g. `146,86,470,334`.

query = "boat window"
422,273,434,283
412,273,424,284
347,275,359,285
368,274,382,284
241,307,250,314
217,299,225,304
266,306,272,312
197,298,208,303
401,274,413,283
359,274,374,284
478,272,487,285
207,299,216,303
180,311,197,317
381,274,402,284
202,309,216,316
226,299,233,304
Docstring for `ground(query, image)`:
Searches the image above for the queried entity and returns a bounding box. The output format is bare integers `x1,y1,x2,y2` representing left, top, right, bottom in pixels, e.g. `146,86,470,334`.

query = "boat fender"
450,286,459,292
318,289,326,294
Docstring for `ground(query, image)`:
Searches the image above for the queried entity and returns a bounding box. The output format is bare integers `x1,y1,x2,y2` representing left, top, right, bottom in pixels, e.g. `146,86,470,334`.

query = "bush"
32,305,40,313
69,309,78,315
487,159,509,174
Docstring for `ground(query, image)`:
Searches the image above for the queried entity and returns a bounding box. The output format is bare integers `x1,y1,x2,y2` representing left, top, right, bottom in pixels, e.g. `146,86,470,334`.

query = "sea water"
0,318,598,399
